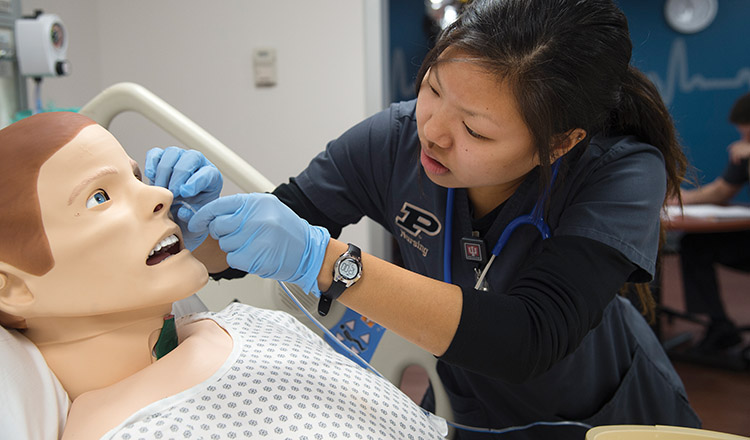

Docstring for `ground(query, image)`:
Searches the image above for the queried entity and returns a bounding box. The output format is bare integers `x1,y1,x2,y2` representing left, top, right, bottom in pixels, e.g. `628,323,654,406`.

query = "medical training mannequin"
149,1,702,438
0,113,446,440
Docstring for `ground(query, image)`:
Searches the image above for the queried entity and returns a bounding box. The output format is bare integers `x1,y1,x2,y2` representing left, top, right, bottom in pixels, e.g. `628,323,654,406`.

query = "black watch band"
318,243,362,316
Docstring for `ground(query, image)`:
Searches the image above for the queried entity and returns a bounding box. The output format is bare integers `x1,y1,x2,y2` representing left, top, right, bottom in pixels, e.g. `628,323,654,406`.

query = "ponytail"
609,66,687,205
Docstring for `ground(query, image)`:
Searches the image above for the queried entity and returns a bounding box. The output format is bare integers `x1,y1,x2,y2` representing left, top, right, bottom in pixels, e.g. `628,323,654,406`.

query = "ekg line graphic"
646,38,750,106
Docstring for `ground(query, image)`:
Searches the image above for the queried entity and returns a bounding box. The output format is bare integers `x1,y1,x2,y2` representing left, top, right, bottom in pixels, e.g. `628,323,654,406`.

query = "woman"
150,0,702,438
0,112,447,440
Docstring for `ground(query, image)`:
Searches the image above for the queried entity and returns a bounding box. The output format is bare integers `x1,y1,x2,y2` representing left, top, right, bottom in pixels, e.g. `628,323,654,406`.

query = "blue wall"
389,0,750,198
388,0,431,103
619,0,750,198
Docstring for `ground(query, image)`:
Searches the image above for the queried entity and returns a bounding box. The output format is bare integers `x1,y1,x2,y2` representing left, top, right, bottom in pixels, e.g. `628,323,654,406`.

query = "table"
656,204,750,370
662,204,750,233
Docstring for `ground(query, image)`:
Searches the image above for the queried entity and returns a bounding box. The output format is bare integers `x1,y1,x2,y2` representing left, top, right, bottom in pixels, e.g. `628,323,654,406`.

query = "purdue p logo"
395,202,441,237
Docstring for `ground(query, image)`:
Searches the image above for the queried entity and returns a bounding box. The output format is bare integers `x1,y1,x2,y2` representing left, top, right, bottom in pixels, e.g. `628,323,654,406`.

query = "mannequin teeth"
149,234,179,257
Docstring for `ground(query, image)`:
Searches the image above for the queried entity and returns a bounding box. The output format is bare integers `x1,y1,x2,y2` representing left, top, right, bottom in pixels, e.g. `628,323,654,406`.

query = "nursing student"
149,0,701,438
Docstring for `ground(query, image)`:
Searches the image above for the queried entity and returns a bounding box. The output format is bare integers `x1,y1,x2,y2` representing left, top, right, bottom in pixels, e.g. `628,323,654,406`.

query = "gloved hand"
145,146,223,251
189,193,331,295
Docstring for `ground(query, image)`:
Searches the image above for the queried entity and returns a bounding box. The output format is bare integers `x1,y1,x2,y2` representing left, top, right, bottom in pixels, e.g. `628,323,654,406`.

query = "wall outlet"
253,47,276,87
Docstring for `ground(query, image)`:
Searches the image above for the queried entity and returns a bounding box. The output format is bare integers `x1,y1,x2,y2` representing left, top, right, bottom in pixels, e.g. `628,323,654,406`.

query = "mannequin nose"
139,184,173,217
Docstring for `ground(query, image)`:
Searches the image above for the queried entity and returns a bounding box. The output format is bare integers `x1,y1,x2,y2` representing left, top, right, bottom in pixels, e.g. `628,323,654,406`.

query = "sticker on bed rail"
325,308,386,362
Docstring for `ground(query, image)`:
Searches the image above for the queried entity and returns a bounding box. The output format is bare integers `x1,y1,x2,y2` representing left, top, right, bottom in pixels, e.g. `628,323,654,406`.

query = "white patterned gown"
103,303,446,440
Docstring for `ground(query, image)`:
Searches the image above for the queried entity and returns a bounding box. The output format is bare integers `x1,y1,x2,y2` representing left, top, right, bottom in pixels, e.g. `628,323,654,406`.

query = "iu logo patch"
461,237,486,263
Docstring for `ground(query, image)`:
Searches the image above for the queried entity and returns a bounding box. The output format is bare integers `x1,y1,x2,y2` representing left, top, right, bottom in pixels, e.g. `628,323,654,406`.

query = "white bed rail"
80,82,274,194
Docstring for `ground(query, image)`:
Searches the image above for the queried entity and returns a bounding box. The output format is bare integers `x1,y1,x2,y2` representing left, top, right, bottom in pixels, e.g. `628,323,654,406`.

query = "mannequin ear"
0,264,36,319
551,128,587,161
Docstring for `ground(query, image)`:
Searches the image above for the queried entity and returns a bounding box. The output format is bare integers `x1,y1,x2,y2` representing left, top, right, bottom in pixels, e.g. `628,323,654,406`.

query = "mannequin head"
0,113,208,327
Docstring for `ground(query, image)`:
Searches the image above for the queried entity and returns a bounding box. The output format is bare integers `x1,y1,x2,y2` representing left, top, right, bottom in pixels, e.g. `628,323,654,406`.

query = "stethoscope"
443,160,561,290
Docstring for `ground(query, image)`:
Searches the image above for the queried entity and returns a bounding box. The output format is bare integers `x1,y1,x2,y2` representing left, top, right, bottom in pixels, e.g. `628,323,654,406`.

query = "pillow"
0,294,208,440
0,325,69,440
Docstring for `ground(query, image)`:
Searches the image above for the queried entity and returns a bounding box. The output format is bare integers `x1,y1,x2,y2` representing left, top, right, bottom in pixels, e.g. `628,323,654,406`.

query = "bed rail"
80,82,274,194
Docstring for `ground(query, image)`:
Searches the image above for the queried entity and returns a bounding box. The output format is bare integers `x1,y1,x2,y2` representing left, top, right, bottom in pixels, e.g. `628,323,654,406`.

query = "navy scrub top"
294,100,700,439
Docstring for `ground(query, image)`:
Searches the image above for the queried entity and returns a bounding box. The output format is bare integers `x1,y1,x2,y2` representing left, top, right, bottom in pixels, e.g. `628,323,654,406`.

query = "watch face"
339,259,359,280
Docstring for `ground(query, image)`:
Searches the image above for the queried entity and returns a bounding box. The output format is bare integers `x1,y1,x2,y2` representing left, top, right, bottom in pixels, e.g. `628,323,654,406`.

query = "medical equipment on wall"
14,10,69,115
15,11,69,77
444,160,561,290
0,0,27,128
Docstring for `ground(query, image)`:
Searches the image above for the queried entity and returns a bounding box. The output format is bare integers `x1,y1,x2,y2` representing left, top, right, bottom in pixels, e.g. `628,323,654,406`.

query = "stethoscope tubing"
444,160,561,288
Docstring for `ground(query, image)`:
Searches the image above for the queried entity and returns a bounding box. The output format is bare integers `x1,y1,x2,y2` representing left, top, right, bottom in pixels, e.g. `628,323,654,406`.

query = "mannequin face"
19,124,208,318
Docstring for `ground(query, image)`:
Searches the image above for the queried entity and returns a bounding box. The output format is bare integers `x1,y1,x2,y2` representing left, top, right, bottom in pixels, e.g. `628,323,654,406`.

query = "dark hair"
729,92,750,125
416,0,687,318
416,0,685,196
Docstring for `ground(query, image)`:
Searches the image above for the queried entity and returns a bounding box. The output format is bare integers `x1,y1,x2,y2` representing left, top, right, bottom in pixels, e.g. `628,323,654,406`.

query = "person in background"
675,92,750,352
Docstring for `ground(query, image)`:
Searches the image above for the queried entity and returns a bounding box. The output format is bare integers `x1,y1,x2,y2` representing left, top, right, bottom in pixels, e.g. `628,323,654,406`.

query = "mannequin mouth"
146,234,182,266
420,149,450,175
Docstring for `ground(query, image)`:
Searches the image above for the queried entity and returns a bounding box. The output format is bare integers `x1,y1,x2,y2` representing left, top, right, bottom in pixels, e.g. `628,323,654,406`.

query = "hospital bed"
0,82,451,439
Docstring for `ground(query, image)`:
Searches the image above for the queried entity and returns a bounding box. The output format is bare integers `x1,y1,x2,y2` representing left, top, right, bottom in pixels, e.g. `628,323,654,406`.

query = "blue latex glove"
145,146,223,251
189,193,331,296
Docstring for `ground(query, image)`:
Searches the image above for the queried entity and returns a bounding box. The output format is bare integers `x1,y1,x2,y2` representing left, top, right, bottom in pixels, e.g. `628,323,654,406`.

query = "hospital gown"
103,303,445,440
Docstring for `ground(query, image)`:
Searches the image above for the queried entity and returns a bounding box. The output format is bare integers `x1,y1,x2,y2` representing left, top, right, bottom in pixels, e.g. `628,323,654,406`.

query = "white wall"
21,0,387,310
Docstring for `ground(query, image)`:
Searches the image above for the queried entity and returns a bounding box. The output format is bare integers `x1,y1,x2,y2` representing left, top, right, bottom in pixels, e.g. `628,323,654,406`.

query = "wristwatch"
318,243,362,316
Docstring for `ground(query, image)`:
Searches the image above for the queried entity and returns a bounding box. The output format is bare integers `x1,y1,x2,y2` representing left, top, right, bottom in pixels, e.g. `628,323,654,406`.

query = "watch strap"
318,243,361,317
318,282,346,316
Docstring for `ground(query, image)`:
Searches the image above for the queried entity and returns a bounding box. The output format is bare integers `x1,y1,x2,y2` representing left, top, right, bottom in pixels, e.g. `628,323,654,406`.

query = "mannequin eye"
85,189,110,208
